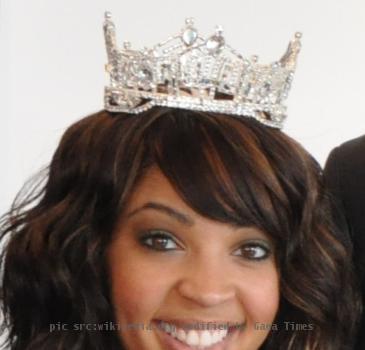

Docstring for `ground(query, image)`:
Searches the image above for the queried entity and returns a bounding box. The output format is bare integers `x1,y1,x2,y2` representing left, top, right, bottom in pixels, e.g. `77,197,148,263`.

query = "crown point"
123,41,131,49
215,25,224,35
104,11,112,20
251,55,259,63
295,32,302,39
185,18,195,26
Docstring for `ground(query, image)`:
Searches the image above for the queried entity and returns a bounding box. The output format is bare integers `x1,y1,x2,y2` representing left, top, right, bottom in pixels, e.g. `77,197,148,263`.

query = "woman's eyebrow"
125,201,195,226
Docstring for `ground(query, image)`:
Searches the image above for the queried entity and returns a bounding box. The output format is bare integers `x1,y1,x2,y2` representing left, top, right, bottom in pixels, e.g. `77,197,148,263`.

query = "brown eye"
139,231,179,251
232,242,271,261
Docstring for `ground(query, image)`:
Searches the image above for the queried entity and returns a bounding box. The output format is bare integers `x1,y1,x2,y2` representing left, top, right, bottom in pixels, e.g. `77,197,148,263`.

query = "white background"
1,0,365,216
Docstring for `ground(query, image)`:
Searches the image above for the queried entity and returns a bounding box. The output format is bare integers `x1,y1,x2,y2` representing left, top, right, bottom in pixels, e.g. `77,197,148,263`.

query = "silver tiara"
103,12,302,128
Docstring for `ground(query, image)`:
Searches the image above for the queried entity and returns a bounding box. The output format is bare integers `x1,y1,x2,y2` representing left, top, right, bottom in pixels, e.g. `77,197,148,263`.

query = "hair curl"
0,108,361,349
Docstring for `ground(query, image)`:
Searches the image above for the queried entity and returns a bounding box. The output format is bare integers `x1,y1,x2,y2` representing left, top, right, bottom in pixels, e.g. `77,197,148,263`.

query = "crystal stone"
110,92,125,106
206,35,225,54
138,68,153,82
182,28,198,46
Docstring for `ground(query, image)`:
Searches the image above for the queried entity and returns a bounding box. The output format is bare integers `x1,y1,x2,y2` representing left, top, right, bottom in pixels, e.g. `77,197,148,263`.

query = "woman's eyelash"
139,230,179,251
233,242,272,261
138,230,272,261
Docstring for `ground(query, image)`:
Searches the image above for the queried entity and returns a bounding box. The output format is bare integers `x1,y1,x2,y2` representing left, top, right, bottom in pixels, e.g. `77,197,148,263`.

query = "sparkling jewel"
295,32,302,39
206,34,225,53
182,28,198,46
215,25,224,34
185,17,195,26
123,41,131,50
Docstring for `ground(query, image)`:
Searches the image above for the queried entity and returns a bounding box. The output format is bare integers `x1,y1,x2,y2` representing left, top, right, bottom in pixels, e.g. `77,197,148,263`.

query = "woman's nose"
176,256,236,307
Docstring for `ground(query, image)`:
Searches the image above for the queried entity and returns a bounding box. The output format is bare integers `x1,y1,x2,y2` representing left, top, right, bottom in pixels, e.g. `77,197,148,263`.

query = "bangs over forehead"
131,108,309,244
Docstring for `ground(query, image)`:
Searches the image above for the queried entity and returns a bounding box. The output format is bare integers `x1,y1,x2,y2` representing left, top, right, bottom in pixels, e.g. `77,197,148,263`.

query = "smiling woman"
107,165,280,349
0,107,361,350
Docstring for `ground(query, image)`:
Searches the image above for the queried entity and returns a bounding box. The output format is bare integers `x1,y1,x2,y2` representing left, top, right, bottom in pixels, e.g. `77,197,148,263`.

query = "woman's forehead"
118,167,270,240
127,166,185,205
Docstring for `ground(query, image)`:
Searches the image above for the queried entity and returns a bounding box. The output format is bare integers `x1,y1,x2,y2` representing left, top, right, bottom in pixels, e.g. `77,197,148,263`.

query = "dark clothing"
324,135,365,349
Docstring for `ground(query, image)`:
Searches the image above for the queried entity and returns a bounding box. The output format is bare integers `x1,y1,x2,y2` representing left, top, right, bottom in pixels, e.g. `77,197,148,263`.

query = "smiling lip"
153,319,244,350
156,318,243,330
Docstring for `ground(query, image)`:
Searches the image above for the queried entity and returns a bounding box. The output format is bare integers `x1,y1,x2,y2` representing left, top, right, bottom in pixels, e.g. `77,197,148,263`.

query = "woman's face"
107,167,280,350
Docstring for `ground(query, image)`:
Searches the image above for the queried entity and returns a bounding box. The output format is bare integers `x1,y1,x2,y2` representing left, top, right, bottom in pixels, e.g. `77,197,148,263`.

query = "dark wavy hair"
0,108,361,349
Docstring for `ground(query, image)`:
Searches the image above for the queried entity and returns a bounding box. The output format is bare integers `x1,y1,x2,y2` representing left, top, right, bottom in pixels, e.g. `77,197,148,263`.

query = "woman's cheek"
109,249,174,323
238,267,280,325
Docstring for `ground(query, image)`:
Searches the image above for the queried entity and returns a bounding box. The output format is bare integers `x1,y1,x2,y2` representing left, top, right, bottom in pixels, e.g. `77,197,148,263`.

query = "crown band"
103,12,301,129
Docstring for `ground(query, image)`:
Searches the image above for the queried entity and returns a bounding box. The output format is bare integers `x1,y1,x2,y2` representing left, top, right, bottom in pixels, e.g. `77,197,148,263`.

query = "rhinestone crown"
103,12,302,128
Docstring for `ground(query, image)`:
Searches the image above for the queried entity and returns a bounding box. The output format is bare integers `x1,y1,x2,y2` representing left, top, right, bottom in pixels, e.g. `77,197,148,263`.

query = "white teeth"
165,323,172,333
159,321,230,348
212,329,220,343
177,328,186,341
214,329,228,342
186,330,200,346
171,327,178,338
221,328,228,338
215,329,228,342
199,330,212,347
